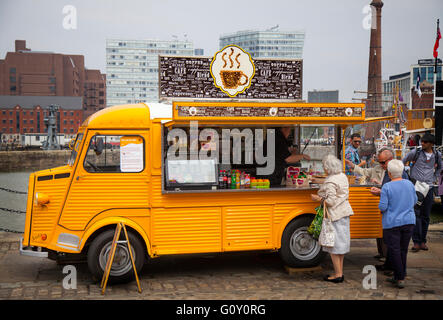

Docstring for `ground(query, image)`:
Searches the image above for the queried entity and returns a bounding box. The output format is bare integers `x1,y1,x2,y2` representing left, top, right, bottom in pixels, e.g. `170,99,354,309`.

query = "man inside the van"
267,127,311,186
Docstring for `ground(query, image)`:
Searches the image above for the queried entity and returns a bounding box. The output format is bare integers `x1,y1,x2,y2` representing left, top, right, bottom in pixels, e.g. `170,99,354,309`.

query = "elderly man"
346,148,387,185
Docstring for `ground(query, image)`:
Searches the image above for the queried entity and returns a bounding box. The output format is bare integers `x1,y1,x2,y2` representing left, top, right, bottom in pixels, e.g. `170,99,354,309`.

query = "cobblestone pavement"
0,224,442,301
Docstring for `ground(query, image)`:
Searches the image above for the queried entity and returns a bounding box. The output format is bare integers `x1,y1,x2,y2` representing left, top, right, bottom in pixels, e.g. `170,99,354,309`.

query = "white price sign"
120,136,144,172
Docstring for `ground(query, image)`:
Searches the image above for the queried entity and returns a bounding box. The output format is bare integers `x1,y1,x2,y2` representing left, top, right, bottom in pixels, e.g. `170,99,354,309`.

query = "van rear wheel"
280,216,325,267
87,229,145,284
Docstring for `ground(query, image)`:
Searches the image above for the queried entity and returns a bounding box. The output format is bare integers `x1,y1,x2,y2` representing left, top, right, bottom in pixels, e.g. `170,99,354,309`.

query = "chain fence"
0,207,26,214
0,187,27,195
0,186,26,233
0,227,23,234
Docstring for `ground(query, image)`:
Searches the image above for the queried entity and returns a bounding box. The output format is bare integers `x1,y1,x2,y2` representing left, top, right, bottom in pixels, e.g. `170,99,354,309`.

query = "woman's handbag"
318,203,335,248
307,205,324,240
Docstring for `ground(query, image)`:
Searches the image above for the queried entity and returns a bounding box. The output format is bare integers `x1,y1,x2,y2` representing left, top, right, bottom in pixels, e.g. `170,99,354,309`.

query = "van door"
59,131,150,231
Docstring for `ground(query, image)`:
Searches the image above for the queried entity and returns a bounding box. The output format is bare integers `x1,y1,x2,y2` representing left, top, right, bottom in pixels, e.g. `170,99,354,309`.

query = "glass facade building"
219,29,305,59
382,72,410,112
410,64,442,90
106,39,194,106
382,60,442,111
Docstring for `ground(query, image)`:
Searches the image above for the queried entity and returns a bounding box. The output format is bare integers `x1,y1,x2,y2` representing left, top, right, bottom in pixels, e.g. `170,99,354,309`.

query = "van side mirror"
68,139,75,150
94,137,104,155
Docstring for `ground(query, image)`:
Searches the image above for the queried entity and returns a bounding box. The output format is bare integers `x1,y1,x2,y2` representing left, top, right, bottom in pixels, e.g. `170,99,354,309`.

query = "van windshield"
68,133,84,166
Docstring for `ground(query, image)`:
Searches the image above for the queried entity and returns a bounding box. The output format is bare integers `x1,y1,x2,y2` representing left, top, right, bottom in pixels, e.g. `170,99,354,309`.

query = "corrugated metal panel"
349,187,382,238
223,205,272,251
59,174,149,230
151,207,221,255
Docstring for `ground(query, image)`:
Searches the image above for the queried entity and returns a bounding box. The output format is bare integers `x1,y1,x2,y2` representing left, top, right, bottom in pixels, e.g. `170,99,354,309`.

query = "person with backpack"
402,133,442,252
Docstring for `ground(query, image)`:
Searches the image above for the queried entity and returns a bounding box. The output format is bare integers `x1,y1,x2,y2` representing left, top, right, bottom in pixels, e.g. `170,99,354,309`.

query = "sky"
0,0,442,103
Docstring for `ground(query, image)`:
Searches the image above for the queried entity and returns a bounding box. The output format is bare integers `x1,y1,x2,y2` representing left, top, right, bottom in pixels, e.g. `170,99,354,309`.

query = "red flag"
434,26,441,58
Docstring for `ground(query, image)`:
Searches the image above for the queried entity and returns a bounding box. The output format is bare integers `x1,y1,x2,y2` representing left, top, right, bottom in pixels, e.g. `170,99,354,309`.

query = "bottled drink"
231,171,236,189
245,174,250,189
236,171,240,189
227,171,231,188
223,170,228,189
240,172,245,189
219,170,224,188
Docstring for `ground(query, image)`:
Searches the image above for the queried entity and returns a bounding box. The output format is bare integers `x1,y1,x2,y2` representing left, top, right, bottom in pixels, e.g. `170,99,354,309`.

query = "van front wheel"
280,216,325,267
87,229,145,284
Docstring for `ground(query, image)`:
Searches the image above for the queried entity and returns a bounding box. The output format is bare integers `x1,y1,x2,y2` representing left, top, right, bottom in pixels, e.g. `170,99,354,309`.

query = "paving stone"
10,287,23,298
0,289,11,298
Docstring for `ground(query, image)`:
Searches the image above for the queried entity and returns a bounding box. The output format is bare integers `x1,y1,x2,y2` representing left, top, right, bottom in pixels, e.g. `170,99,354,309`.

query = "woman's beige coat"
317,173,354,221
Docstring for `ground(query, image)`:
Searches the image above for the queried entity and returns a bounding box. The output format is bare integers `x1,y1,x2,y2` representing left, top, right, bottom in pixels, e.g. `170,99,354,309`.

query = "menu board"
173,102,364,120
159,56,302,100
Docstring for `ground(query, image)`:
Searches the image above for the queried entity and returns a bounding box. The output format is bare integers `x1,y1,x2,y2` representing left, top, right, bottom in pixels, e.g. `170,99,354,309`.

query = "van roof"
81,103,172,129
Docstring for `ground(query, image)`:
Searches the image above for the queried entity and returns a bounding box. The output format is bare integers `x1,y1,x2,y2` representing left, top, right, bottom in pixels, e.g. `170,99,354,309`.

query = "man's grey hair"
387,159,404,179
378,147,394,159
322,154,343,175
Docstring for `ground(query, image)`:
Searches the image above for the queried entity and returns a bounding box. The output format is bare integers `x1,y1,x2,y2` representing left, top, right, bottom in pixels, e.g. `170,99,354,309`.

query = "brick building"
0,40,105,121
0,95,82,143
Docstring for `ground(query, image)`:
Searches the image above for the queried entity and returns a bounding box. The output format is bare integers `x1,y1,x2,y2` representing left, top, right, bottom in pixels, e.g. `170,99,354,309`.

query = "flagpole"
434,19,440,112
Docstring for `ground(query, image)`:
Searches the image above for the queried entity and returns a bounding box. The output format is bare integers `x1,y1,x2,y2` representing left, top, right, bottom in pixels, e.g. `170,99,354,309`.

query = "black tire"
87,229,145,284
280,216,326,267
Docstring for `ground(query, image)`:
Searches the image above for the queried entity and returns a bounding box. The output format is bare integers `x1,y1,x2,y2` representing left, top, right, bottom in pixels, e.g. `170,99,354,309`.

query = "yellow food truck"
20,101,387,283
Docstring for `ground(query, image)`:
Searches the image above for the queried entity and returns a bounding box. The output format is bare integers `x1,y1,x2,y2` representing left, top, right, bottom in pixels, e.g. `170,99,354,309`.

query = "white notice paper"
120,136,143,172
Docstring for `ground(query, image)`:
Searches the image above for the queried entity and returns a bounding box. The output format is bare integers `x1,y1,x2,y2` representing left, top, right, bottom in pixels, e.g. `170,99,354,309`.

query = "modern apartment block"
307,90,339,103
219,28,305,59
0,40,106,121
106,39,194,106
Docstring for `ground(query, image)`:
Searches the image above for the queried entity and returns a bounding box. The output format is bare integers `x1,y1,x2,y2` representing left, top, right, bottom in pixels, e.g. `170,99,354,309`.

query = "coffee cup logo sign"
210,45,255,97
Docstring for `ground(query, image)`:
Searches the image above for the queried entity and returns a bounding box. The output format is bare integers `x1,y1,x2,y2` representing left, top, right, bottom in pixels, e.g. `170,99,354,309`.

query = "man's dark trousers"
412,187,434,245
384,224,415,281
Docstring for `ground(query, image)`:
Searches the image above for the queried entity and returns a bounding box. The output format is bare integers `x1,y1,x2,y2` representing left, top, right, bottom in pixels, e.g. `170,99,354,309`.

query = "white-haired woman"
311,154,354,283
379,159,416,288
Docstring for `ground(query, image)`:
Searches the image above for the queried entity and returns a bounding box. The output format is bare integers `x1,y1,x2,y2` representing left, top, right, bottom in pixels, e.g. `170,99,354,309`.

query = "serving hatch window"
162,124,331,188
299,125,337,173
83,135,144,173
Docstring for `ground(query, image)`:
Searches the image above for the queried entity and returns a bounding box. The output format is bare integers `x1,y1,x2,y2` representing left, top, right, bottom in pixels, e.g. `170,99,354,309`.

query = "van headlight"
35,192,50,206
